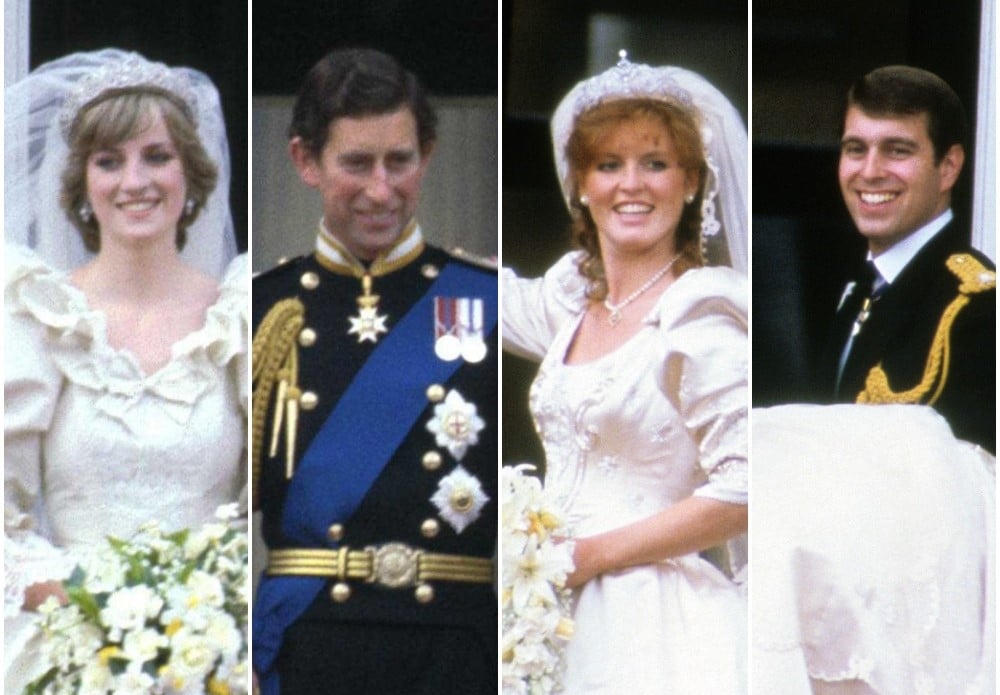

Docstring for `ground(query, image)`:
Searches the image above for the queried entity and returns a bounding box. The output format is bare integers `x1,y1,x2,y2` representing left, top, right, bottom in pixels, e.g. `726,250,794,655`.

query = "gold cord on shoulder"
252,298,305,507
856,253,995,406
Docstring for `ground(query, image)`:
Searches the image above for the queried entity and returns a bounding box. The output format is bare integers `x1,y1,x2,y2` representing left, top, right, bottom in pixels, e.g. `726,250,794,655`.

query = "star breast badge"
425,389,486,461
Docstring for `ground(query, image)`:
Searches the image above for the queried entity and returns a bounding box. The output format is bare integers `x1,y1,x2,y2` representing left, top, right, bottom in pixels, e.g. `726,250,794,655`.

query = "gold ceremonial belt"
267,543,493,588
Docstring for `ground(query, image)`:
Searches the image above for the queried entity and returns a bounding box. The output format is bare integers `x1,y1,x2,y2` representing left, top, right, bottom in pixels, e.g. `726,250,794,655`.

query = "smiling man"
820,65,995,452
251,48,498,694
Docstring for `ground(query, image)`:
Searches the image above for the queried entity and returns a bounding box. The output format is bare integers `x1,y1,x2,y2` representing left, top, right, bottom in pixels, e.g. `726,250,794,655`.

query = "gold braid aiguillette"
857,253,996,405
252,298,305,505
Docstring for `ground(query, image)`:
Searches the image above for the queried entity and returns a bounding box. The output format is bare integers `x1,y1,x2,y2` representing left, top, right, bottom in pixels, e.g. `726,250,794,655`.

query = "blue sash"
253,262,496,692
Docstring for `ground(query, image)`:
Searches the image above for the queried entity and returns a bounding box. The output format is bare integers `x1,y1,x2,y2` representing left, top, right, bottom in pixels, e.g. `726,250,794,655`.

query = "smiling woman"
501,55,749,693
4,49,248,692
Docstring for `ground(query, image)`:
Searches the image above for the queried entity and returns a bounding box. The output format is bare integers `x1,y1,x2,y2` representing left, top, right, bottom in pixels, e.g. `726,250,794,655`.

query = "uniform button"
421,263,439,279
426,384,446,403
299,327,317,347
326,523,344,542
300,391,319,410
421,451,442,471
330,582,351,602
414,583,434,603
421,518,440,538
300,271,320,290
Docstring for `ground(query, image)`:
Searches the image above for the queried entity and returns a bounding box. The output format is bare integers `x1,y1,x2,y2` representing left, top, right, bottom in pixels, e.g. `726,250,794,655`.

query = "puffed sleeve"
219,254,250,521
655,267,748,505
502,251,588,361
4,246,74,615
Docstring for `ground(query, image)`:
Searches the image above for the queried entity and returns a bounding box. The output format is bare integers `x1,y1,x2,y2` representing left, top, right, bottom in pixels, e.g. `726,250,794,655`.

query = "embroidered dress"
503,252,748,694
4,244,248,691
752,403,995,694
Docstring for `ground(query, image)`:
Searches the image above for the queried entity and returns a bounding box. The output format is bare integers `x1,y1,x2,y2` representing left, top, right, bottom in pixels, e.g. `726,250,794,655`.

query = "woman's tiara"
58,52,198,138
571,50,694,117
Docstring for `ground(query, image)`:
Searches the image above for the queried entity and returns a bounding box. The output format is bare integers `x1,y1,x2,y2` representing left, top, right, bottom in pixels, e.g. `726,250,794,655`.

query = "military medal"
348,273,389,343
434,297,462,361
435,297,487,363
459,297,487,363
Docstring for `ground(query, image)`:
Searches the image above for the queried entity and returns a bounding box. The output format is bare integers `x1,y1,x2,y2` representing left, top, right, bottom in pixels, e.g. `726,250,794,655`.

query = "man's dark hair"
289,48,437,156
845,65,968,163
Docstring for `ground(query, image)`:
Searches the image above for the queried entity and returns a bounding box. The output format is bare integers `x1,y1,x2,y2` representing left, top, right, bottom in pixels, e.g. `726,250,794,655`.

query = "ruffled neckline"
5,244,248,428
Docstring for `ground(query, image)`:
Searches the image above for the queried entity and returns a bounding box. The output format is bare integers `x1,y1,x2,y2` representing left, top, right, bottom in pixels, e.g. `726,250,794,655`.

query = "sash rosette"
501,464,575,695
25,505,248,695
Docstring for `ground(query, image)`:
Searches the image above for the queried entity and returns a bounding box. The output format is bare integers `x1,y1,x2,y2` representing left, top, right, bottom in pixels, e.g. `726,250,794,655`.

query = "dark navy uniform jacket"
819,222,996,453
253,244,498,693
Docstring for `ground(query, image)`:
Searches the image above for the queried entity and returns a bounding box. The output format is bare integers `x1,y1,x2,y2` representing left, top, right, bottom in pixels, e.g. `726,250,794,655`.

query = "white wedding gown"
504,252,748,694
4,244,249,692
752,403,995,694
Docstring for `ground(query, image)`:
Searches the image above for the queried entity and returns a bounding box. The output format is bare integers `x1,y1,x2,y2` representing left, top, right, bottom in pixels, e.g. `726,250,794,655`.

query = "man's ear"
289,137,320,188
937,143,964,193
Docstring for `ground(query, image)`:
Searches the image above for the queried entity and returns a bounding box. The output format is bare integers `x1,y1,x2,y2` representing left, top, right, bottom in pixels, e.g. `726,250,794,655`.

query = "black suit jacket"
819,222,996,453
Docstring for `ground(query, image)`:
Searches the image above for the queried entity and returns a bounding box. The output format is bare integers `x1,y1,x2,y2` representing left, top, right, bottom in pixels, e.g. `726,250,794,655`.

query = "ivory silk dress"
4,245,248,691
503,252,748,694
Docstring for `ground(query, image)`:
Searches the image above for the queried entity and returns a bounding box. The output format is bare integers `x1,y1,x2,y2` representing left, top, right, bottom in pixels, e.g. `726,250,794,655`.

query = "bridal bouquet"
501,464,575,695
26,505,249,695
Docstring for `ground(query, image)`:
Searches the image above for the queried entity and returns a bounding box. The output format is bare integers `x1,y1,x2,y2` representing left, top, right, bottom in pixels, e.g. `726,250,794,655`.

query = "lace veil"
550,51,748,273
4,48,236,277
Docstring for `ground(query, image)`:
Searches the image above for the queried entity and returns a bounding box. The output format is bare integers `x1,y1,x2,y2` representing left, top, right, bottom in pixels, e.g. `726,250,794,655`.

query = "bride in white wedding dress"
503,54,748,694
4,49,247,692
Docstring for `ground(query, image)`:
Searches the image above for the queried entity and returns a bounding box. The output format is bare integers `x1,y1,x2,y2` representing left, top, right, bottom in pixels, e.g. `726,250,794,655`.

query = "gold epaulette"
448,246,498,271
857,253,995,406
251,298,305,507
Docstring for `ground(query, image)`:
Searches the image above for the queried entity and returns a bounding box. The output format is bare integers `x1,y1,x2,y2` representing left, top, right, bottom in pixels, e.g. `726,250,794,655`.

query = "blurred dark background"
752,0,983,405
502,0,748,467
30,0,249,253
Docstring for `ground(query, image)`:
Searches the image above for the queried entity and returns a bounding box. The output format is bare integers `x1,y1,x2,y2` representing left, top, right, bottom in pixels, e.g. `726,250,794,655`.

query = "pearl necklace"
603,254,680,326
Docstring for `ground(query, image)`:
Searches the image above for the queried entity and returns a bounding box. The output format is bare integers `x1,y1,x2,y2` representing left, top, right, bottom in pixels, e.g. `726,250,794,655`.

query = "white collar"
314,218,424,277
869,209,952,284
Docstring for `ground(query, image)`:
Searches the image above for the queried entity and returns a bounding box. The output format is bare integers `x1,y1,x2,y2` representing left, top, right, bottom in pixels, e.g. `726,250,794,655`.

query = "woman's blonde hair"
564,98,706,299
60,89,218,252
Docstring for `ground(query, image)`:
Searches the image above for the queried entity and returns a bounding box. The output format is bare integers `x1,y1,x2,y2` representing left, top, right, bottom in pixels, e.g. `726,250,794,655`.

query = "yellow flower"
97,646,123,666
555,617,575,639
208,677,231,695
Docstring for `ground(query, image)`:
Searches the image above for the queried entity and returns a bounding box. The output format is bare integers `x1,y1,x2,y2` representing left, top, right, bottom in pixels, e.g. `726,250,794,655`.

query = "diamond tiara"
572,50,694,117
58,52,198,139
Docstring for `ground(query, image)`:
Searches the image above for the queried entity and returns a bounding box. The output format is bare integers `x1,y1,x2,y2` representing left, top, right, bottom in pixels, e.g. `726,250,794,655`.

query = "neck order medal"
348,273,389,343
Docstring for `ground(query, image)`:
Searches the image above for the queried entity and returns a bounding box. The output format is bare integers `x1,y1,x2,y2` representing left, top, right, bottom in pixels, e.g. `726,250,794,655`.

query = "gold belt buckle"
367,543,421,588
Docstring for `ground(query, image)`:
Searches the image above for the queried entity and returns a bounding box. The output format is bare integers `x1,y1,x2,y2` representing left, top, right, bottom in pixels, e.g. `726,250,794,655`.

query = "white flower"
25,512,248,695
500,465,575,693
430,465,490,533
425,389,486,460
113,663,157,695
168,628,219,682
186,570,226,608
101,584,164,640
79,547,128,593
205,611,242,660
78,661,114,695
122,626,168,663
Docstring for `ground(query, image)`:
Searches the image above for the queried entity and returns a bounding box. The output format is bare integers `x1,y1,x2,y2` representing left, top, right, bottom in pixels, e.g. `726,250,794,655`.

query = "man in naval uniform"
252,48,497,694
818,65,995,452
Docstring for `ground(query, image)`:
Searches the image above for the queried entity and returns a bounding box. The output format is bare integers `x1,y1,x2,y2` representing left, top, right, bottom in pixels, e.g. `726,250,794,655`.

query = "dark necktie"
835,260,887,392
